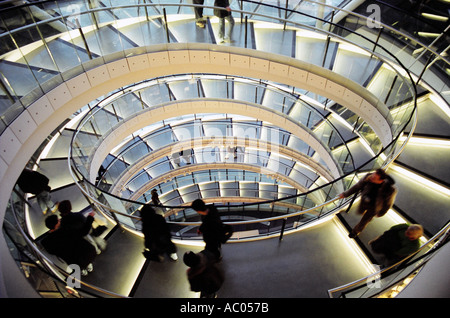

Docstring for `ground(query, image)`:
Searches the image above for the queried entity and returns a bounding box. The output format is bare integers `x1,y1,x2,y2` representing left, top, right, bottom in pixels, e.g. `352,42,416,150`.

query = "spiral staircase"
0,0,449,298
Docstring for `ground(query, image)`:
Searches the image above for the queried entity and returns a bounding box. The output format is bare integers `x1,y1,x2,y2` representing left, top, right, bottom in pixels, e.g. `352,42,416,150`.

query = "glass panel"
11,0,417,242
127,170,151,192
168,79,200,99
201,78,230,99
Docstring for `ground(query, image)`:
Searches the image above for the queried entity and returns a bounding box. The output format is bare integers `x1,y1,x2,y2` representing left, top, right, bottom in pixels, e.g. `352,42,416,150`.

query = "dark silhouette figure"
151,189,161,206
140,205,178,261
339,169,397,238
41,215,96,276
151,188,166,214
191,199,225,260
370,223,423,265
17,169,57,214
58,200,94,237
184,250,224,298
58,200,106,255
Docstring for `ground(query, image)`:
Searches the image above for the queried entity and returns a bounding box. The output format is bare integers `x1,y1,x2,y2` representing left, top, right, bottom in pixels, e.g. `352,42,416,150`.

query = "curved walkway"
80,217,373,298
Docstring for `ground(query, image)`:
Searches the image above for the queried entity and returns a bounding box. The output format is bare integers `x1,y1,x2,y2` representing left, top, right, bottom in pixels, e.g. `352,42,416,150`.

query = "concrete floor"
100,217,374,298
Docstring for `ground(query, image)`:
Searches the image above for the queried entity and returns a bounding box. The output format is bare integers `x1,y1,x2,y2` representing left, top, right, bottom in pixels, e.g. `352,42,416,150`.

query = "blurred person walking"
192,199,232,261
370,223,423,265
214,0,234,43
184,250,224,298
17,168,58,214
58,200,107,255
339,169,397,238
140,204,178,261
41,215,96,276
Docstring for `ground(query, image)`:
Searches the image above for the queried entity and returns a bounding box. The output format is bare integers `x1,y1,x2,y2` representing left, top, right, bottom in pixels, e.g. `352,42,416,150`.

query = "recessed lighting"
390,165,450,196
421,13,449,22
418,32,441,37
399,135,450,147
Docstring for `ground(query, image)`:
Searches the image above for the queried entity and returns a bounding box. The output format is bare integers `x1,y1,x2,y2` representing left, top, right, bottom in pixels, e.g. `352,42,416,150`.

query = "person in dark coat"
17,169,57,214
184,250,224,298
140,204,178,261
151,189,162,206
191,199,224,260
58,200,94,237
339,169,397,238
369,223,423,265
41,215,96,276
151,188,166,213
58,200,106,255
214,0,234,43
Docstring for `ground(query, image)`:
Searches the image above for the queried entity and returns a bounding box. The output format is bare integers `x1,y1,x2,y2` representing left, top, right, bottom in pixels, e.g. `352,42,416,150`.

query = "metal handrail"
62,4,414,184
64,34,415,236
7,192,127,298
250,0,450,65
3,1,417,233
1,0,431,298
327,221,450,298
0,0,420,140
91,74,357,177
3,0,445,68
0,0,444,133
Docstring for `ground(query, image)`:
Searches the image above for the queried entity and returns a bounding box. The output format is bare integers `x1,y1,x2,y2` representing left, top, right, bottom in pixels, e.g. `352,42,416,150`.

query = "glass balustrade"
69,76,355,174
4,188,126,298
328,221,450,298
68,74,355,232
0,1,422,236
0,1,420,135
2,0,442,298
1,0,422,237
114,149,318,195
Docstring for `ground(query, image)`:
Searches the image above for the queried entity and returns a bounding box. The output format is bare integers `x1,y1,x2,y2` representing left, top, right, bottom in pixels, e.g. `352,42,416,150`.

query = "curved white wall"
87,99,342,183
0,43,394,296
108,136,335,195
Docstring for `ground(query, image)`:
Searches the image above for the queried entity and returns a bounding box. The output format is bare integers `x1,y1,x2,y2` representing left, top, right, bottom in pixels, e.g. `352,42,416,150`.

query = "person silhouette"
339,169,397,238
140,204,178,261
214,0,234,43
